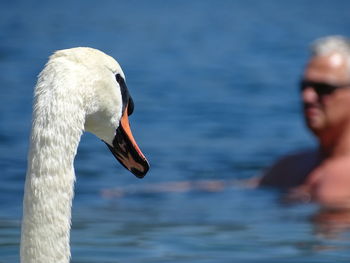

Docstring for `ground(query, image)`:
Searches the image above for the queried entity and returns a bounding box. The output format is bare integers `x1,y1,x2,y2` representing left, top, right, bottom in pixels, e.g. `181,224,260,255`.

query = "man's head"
301,36,350,141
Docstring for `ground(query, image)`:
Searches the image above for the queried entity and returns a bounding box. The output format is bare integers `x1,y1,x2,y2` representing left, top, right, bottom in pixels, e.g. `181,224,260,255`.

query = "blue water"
1,0,350,262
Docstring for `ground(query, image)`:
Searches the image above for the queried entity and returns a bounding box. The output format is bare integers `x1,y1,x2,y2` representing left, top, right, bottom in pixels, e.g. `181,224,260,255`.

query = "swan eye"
116,73,122,84
116,73,134,116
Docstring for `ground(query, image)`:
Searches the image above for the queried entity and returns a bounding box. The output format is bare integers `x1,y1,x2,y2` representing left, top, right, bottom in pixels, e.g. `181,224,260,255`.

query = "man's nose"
301,86,318,103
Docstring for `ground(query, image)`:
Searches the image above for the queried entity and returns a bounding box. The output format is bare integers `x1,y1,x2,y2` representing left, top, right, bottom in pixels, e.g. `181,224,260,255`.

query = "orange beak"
105,104,149,178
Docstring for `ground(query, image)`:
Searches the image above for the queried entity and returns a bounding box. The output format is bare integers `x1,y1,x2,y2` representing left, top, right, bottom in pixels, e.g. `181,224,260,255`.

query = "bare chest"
306,164,350,207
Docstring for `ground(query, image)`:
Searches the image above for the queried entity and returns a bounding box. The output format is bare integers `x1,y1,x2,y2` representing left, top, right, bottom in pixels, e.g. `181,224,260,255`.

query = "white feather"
21,47,126,263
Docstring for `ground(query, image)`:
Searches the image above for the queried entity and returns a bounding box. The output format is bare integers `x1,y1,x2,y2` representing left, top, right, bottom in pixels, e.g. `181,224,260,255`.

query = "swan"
20,47,149,263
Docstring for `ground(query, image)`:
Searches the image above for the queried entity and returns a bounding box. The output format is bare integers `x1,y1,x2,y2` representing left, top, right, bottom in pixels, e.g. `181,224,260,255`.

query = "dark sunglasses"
300,80,350,96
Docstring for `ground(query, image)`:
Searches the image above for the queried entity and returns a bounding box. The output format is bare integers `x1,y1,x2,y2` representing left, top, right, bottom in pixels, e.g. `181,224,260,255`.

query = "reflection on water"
102,179,350,251
101,179,258,199
312,208,350,240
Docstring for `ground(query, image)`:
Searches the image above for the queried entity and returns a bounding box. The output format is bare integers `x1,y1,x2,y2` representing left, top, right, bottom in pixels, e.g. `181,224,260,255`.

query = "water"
1,0,350,262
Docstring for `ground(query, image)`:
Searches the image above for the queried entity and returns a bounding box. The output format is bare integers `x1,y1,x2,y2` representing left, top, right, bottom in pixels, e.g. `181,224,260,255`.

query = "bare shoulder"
259,149,319,188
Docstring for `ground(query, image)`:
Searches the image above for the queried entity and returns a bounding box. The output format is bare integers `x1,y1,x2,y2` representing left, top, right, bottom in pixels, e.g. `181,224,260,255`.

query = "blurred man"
260,36,350,209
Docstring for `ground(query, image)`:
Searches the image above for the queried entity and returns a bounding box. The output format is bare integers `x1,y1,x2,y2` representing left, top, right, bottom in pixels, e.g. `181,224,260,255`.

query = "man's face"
301,53,350,136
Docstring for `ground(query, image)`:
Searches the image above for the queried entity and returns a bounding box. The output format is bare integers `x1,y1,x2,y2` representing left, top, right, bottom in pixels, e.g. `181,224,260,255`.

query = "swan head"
49,47,149,178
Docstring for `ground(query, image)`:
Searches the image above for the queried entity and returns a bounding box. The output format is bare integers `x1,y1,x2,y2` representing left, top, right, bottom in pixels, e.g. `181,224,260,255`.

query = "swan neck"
21,71,85,263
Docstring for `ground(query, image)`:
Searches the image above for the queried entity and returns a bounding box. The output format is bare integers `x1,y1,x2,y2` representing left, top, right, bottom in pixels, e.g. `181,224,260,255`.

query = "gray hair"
311,36,350,69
